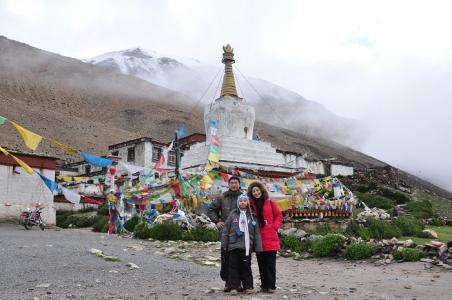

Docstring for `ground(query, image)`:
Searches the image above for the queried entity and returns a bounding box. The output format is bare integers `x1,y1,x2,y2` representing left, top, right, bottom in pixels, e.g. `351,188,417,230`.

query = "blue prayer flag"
81,151,112,167
37,172,59,192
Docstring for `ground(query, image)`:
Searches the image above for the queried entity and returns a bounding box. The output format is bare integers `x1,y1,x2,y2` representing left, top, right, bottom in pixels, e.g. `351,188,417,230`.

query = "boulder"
403,239,416,248
422,229,438,238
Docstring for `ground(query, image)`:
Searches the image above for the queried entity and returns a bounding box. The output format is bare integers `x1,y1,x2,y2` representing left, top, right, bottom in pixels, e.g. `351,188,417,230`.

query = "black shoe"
260,288,269,293
223,284,231,292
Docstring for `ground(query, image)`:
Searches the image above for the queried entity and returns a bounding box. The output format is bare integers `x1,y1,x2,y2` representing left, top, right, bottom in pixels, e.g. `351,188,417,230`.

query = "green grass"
411,189,452,218
401,225,452,243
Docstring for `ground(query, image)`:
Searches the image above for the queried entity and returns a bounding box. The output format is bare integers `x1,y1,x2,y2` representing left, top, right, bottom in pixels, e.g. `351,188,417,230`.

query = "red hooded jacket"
250,198,282,251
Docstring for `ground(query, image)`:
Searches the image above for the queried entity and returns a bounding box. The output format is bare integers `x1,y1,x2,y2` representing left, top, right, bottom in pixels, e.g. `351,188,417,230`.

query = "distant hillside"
1,36,451,199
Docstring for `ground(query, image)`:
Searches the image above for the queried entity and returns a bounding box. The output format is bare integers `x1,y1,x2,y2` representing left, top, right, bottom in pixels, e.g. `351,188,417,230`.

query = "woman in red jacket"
247,181,282,293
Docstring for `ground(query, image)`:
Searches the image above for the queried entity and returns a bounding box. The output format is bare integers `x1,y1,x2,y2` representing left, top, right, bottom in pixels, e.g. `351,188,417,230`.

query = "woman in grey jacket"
221,194,263,295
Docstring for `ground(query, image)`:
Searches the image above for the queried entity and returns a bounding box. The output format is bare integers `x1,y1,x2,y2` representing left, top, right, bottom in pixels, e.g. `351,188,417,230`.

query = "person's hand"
216,221,225,230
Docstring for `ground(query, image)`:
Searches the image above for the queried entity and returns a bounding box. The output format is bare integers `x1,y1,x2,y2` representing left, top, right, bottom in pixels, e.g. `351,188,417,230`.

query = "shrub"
97,203,109,216
56,215,69,228
345,222,371,240
367,181,378,191
355,184,370,193
428,218,443,226
134,222,152,239
395,216,425,236
378,188,410,204
345,242,375,260
124,216,140,232
79,206,96,213
312,234,345,257
92,215,109,232
315,223,333,235
406,200,434,219
393,248,425,261
280,235,311,253
149,223,183,241
183,226,219,242
367,218,401,239
74,215,96,228
358,193,395,210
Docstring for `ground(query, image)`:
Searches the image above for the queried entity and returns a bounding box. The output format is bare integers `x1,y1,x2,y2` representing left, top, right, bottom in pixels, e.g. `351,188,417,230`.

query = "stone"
103,256,121,262
164,247,176,255
126,262,140,269
420,258,435,263
390,237,399,245
307,234,320,242
374,259,386,266
430,241,445,248
89,248,104,257
403,239,416,248
438,245,448,257
36,283,51,288
422,229,438,239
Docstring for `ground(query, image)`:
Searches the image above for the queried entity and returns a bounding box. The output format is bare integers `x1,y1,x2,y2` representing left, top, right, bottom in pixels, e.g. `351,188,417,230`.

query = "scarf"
239,210,250,256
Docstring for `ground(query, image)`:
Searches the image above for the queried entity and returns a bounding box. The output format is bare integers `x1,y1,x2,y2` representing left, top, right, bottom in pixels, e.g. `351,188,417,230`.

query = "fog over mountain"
84,48,367,147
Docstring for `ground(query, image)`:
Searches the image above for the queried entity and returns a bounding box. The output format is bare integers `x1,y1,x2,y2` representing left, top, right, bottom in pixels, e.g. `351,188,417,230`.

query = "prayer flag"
37,172,59,192
0,115,6,125
10,121,43,150
177,127,185,139
81,151,112,167
61,187,81,204
50,139,79,155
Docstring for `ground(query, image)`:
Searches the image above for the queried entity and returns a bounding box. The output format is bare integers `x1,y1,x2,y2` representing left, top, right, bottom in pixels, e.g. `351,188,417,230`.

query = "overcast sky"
1,0,451,192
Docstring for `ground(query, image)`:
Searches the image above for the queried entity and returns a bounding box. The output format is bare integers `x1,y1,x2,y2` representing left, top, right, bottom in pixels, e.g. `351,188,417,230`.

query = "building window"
111,150,119,156
127,147,135,162
168,150,176,166
85,165,91,174
152,147,162,162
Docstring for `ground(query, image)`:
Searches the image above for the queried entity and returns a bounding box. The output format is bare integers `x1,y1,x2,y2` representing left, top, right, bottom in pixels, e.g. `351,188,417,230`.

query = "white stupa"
181,44,293,173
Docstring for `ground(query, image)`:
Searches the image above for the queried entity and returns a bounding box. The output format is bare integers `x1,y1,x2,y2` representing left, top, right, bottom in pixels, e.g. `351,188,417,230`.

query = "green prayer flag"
0,116,6,125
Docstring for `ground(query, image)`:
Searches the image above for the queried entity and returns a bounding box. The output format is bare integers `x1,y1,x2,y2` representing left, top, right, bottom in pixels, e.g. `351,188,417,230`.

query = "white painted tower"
204,44,255,141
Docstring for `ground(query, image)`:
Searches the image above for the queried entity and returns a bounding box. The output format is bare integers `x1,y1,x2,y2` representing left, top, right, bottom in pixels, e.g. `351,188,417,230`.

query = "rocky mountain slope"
1,36,451,199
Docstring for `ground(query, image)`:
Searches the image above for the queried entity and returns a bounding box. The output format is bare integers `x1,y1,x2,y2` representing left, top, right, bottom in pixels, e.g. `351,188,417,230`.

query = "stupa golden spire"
220,44,239,97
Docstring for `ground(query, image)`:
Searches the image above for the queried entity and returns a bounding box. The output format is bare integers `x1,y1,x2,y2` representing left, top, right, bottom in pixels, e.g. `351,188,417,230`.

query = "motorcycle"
20,207,45,230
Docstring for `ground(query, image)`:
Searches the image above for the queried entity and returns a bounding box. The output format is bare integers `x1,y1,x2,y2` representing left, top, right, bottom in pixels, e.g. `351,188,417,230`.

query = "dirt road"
1,224,451,300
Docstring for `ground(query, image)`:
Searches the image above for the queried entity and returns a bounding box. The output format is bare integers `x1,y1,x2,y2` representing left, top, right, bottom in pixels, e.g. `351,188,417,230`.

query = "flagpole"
174,131,180,178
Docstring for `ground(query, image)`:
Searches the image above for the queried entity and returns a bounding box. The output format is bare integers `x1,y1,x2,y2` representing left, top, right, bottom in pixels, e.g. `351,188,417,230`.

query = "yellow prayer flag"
10,154,34,174
244,178,251,187
207,152,220,162
0,146,33,174
0,146,9,156
49,139,79,155
10,121,42,150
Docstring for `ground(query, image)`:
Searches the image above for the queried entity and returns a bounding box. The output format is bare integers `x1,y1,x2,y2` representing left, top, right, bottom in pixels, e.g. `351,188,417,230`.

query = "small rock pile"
188,213,217,230
418,241,452,268
356,208,390,221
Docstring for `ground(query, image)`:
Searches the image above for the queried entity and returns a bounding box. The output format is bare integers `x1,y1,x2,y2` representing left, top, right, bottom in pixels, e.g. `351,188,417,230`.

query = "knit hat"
237,193,256,226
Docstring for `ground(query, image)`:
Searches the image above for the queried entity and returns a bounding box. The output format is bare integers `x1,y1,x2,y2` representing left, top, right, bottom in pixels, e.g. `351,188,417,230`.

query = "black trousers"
228,249,253,290
256,251,277,289
220,248,229,282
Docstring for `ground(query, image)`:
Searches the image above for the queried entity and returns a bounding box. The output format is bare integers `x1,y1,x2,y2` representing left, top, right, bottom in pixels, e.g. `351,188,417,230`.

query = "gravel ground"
1,224,451,300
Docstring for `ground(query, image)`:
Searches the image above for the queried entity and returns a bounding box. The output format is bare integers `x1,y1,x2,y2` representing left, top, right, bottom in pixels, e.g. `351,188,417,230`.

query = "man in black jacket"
207,176,242,291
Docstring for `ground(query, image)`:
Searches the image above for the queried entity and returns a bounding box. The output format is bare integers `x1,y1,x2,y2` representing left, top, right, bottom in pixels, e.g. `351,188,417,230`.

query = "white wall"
0,165,56,225
331,164,354,176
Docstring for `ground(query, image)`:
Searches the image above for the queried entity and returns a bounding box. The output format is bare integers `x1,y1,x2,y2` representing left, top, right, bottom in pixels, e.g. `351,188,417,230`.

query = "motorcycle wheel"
24,221,31,230
39,223,45,231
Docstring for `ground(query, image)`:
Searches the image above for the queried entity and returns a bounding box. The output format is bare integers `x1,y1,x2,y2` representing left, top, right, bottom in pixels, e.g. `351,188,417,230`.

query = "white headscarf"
237,194,253,256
